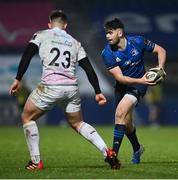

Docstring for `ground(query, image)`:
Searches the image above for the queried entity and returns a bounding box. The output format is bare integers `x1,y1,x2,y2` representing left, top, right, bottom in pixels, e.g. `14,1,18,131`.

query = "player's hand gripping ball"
146,67,166,83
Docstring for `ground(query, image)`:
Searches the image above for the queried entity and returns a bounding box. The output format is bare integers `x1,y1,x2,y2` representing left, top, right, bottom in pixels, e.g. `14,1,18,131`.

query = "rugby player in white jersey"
9,10,120,170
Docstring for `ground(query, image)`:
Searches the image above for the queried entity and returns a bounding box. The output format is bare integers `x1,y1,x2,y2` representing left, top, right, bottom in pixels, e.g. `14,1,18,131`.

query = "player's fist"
9,79,21,96
95,93,107,105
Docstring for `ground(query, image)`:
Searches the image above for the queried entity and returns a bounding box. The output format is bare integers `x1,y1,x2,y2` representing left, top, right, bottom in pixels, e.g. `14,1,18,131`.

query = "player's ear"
48,23,52,29
118,29,123,38
64,23,68,30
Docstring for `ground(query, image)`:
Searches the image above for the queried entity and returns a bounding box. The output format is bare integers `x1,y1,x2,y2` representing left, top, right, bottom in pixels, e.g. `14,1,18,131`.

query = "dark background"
0,0,177,125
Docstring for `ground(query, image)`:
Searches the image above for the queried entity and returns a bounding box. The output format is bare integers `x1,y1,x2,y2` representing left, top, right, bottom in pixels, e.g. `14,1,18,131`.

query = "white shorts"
29,84,81,112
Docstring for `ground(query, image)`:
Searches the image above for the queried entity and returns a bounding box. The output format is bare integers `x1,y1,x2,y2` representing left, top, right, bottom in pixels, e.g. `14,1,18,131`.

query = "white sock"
78,122,108,158
23,121,40,164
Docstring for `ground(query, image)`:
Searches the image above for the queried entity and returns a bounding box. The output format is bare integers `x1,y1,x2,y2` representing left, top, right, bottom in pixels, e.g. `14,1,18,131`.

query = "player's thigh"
116,94,137,121
22,84,61,122
22,97,44,123
57,85,81,112
62,86,82,126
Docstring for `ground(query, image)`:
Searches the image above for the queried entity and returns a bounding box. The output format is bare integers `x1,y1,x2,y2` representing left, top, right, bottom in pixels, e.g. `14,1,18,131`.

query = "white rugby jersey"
30,27,87,85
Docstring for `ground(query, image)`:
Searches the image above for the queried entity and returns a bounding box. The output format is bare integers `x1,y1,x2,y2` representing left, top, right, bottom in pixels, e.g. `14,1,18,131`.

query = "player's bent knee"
66,111,83,129
21,111,39,124
21,113,31,124
69,120,83,130
68,118,83,130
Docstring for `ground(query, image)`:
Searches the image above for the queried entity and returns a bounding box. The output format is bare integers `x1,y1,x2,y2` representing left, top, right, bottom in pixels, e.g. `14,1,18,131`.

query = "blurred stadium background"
0,0,178,126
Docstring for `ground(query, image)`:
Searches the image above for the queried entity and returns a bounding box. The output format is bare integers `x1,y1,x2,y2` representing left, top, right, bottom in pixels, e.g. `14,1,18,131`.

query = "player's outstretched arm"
153,44,166,69
109,66,156,86
9,79,21,96
9,43,38,96
78,57,101,94
78,57,107,105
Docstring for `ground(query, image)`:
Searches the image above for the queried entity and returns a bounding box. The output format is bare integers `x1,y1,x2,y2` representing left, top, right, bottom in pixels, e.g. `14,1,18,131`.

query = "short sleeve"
135,36,155,52
29,31,42,47
101,48,117,70
77,42,87,61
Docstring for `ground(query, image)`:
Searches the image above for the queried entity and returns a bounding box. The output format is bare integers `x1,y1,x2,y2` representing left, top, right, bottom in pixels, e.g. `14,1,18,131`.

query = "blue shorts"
114,83,147,106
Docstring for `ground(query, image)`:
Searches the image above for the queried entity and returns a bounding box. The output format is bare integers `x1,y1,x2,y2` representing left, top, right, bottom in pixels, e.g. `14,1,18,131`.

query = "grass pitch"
0,126,177,179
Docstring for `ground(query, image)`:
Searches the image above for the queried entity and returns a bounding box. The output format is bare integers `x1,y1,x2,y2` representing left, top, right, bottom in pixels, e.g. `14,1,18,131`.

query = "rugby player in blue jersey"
102,18,166,169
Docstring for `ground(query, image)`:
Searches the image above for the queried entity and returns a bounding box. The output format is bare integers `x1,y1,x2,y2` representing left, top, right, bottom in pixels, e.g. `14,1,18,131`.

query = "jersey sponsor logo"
51,40,72,47
125,59,141,66
144,39,151,45
144,39,155,49
131,48,139,56
116,57,122,62
125,60,131,65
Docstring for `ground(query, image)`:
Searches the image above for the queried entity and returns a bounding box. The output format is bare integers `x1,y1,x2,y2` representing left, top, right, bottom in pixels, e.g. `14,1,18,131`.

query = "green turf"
0,126,178,179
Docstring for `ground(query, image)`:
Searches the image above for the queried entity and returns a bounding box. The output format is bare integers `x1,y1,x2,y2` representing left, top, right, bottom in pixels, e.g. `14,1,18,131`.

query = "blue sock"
112,124,126,156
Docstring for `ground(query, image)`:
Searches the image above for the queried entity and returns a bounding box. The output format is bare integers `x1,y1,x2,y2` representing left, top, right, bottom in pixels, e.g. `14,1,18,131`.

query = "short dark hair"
104,18,124,30
49,10,67,23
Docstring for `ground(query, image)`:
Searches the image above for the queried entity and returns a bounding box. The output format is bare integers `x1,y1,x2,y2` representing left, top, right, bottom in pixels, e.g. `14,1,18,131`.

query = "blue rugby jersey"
102,35,155,78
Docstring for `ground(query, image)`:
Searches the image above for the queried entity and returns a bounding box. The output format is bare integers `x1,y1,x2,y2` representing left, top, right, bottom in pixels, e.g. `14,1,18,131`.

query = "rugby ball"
146,67,166,83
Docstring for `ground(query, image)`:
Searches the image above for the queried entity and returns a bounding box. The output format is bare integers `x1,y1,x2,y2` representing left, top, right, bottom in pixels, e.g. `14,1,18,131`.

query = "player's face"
105,29,120,45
